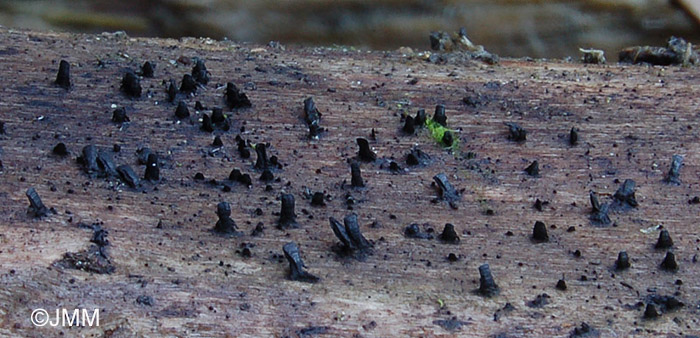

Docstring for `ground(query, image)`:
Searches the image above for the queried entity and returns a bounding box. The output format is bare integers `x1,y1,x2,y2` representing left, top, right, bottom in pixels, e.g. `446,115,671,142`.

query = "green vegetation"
425,117,459,152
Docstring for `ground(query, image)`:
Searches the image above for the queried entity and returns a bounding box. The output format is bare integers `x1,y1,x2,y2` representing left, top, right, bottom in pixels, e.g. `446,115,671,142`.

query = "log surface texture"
0,28,699,337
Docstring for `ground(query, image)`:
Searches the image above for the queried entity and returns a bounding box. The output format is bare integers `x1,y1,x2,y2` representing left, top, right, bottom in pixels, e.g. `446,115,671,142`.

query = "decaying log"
0,28,698,337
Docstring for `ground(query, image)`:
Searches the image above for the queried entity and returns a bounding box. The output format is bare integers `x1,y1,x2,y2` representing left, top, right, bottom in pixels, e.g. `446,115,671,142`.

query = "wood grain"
0,28,698,337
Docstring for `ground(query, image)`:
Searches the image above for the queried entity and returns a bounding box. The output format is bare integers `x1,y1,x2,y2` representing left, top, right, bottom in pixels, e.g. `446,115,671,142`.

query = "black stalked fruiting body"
433,104,447,126
278,193,298,229
212,136,223,147
350,162,364,187
282,242,319,283
26,187,49,217
55,60,71,89
201,114,214,132
254,143,269,170
180,74,197,93
225,82,252,109
356,138,377,162
569,127,579,146
121,71,142,98
442,131,454,147
111,108,129,123
311,192,325,206
414,109,426,126
116,165,140,188
96,151,118,177
175,101,189,119
660,252,678,271
260,169,274,181
438,223,460,244
53,143,68,156
403,115,415,134
192,59,209,85
141,61,155,78
433,173,460,209
505,122,527,142
145,154,160,181
643,303,660,319
532,221,549,243
80,145,99,177
214,202,238,234
137,148,152,165
589,191,611,226
211,108,225,124
655,230,673,249
404,223,432,239
524,160,539,176
167,79,177,102
615,251,630,270
556,279,567,291
478,264,499,297
613,179,638,208
664,155,683,185
236,135,250,158
303,97,322,138
406,147,430,166
329,213,372,254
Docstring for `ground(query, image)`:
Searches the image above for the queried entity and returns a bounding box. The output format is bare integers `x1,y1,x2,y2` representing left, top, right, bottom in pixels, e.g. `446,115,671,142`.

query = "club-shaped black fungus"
524,160,539,176
532,221,549,243
664,155,683,185
116,165,140,188
569,127,579,146
613,179,638,208
225,82,252,109
212,136,223,147
643,304,660,319
570,322,597,337
180,74,197,93
478,264,499,297
438,223,460,244
79,145,99,178
26,187,49,217
211,108,225,124
260,169,274,181
414,109,426,126
433,173,460,209
329,214,372,254
254,143,269,170
505,122,527,142
55,60,71,89
303,97,322,138
201,114,214,132
311,192,325,206
191,59,209,85
236,136,250,158
96,151,118,178
433,105,447,127
660,252,678,271
141,61,154,78
556,279,567,291
406,147,430,166
214,201,238,234
655,230,673,249
589,191,611,226
282,242,319,283
404,223,432,239
442,131,454,147
615,251,630,270
53,143,68,156
144,154,160,181
167,79,177,102
350,162,364,187
111,108,129,123
402,115,415,134
175,101,189,119
121,71,142,98
356,138,376,162
278,193,298,229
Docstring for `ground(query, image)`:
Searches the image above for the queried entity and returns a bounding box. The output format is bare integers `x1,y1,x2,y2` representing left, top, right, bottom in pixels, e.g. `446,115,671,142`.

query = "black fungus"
311,192,325,206
55,60,71,89
194,173,205,180
137,148,152,165
615,251,631,270
356,138,377,162
589,191,611,226
526,294,550,308
180,74,197,93
556,279,567,291
254,143,269,170
260,169,274,181
477,264,499,297
524,161,539,176
505,122,527,142
643,303,660,319
532,221,549,243
438,223,460,244
191,59,209,85
660,252,678,271
442,131,454,147
570,322,598,337
414,109,426,126
388,161,401,173
278,193,298,229
303,97,322,138
53,143,68,156
655,230,673,250
282,242,319,283
26,187,49,217
569,127,579,146
236,136,250,158
121,71,142,97
433,104,447,126
111,108,129,123
79,145,99,177
433,173,460,209
144,154,160,181
211,107,225,124
96,151,118,177
212,136,223,147
402,115,415,135
350,162,364,188
329,213,372,254
612,179,638,208
167,79,177,102
141,61,154,78
406,147,430,166
663,155,683,185
201,114,214,132
175,101,189,119
225,82,252,109
214,201,238,234
404,223,432,239
116,165,140,188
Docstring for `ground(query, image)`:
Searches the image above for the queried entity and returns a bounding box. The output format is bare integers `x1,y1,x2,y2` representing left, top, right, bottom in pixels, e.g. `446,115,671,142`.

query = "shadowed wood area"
0,28,699,337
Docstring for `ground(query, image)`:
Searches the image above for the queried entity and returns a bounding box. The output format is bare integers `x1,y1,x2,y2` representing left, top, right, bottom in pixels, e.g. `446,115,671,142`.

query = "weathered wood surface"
0,28,699,337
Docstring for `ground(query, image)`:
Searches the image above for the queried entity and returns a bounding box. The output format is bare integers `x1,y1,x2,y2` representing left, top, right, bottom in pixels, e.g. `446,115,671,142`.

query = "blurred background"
0,0,698,58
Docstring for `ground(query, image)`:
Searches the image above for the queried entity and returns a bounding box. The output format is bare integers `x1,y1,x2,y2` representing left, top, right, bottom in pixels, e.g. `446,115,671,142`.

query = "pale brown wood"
0,28,699,337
